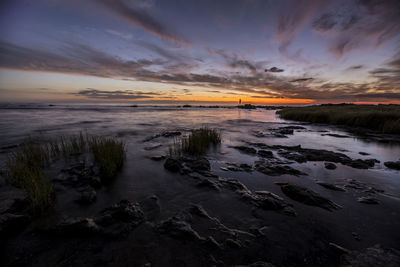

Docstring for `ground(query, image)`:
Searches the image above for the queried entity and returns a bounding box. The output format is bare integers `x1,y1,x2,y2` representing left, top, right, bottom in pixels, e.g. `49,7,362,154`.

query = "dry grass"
277,104,400,134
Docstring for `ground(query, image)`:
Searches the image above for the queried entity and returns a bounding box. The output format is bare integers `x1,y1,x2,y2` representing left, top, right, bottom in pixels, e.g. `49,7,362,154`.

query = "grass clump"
169,127,221,156
88,136,125,181
277,104,400,134
5,141,54,214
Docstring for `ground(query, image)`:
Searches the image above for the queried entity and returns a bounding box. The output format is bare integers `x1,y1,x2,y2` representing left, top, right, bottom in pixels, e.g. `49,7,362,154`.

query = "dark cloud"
312,0,400,55
210,49,265,73
346,65,364,70
290,78,313,82
96,0,189,44
1,41,398,101
265,67,284,73
76,89,159,99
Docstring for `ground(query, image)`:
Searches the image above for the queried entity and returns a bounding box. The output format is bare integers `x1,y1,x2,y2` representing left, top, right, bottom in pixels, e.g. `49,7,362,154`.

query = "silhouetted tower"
239,98,242,105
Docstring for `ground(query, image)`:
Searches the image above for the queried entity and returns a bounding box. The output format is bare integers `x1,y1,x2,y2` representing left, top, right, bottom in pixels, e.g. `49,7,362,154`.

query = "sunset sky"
0,0,399,104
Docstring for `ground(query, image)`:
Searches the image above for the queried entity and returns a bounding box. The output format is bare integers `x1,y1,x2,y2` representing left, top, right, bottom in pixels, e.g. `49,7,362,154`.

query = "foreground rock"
384,161,400,170
249,142,379,169
255,160,306,176
316,182,346,192
240,190,296,216
164,156,215,177
340,246,400,267
50,200,144,237
278,183,341,211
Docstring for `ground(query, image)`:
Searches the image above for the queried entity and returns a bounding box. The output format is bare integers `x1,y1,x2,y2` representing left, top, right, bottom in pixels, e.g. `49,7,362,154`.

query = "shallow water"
1,103,400,266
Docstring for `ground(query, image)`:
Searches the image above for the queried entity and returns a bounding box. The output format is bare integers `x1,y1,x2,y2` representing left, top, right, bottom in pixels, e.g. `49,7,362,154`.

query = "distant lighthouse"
239,98,242,105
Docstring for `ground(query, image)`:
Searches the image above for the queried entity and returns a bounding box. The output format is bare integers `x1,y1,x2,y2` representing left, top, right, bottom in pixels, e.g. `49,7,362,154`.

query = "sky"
0,0,399,104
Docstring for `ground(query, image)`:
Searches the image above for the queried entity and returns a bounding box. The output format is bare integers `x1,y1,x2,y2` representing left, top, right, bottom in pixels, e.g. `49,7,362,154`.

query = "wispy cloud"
76,89,160,99
96,0,190,44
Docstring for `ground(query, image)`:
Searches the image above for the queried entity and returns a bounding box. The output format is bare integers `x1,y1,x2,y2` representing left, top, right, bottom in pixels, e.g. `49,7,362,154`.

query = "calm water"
2,103,400,264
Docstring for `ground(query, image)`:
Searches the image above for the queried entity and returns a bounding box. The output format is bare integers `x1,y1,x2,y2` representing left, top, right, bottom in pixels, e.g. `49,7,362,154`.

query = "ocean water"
2,103,400,265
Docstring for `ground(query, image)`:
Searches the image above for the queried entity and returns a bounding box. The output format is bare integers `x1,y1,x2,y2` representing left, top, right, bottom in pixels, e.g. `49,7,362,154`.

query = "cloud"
265,67,284,73
105,29,133,40
96,0,189,44
210,49,266,73
275,0,331,60
76,89,159,99
1,41,398,101
346,65,364,70
312,0,400,55
290,78,313,82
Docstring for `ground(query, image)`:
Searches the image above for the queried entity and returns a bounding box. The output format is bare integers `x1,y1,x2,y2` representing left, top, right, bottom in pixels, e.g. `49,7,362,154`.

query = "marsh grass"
277,104,400,134
88,136,125,181
169,127,221,156
5,141,54,214
3,133,125,213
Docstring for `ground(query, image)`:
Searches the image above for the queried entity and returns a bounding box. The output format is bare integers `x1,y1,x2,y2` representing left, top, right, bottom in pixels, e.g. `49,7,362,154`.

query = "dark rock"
76,187,97,204
321,133,349,138
157,216,204,241
0,213,30,236
161,131,181,137
275,128,294,135
357,196,379,204
247,261,276,267
224,162,253,172
225,238,242,248
204,236,221,249
359,152,370,156
184,158,211,172
316,182,346,192
0,186,28,214
279,184,341,211
255,160,306,176
53,200,144,237
150,155,166,161
324,162,337,170
52,217,100,236
196,179,220,191
164,158,182,172
348,159,377,169
384,161,400,170
258,150,274,158
233,146,257,154
144,144,162,150
341,246,400,267
241,190,296,216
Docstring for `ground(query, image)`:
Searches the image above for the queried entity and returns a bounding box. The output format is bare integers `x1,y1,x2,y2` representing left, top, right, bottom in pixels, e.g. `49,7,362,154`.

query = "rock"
144,144,162,150
233,146,257,154
0,186,28,214
196,179,220,191
247,262,276,267
164,158,182,172
76,187,97,204
224,162,253,172
316,182,346,192
321,133,349,138
242,190,296,216
279,184,341,211
53,200,144,237
348,159,377,169
329,242,350,254
275,128,294,135
161,131,181,137
258,150,274,158
204,236,221,249
357,196,379,204
324,162,337,170
0,213,30,236
384,161,400,170
150,155,166,161
255,160,306,176
184,158,211,172
52,217,100,236
359,152,370,156
340,246,400,267
157,216,204,241
225,238,242,248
